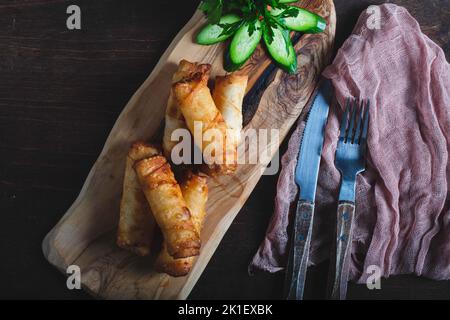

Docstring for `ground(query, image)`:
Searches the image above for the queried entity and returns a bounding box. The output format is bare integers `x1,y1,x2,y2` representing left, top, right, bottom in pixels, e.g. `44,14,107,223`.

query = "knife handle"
330,201,355,300
285,200,315,300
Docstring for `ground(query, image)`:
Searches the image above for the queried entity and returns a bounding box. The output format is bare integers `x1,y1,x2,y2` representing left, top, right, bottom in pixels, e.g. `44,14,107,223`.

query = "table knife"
285,79,332,300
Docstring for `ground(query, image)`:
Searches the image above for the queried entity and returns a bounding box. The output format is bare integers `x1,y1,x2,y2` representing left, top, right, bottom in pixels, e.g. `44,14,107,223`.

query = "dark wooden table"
1,0,449,299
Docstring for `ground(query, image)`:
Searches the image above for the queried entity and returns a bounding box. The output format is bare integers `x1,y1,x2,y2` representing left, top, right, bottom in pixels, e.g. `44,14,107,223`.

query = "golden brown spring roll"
213,74,248,147
163,60,212,160
173,67,237,175
163,60,195,159
117,142,160,256
134,155,201,259
155,172,208,277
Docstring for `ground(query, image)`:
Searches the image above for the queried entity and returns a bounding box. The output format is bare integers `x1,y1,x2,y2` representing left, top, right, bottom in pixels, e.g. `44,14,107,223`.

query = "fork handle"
330,201,355,300
285,200,315,300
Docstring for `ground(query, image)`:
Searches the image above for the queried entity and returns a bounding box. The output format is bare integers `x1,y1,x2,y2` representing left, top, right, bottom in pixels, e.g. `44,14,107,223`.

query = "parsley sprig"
200,0,297,44
197,0,326,73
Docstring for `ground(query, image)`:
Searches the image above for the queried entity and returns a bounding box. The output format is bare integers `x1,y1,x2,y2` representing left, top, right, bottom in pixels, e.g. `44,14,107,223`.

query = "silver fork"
330,98,370,300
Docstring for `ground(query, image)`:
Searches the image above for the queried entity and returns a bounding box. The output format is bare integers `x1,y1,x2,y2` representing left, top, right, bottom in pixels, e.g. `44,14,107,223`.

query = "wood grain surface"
41,0,336,299
1,0,449,300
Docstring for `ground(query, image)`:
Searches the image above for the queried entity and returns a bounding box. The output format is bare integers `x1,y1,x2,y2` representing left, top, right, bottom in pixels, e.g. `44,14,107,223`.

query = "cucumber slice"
271,6,326,33
224,48,240,72
196,14,242,45
224,19,262,72
263,24,297,74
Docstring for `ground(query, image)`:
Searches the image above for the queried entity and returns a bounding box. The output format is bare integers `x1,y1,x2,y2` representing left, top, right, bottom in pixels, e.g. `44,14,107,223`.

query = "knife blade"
285,79,332,300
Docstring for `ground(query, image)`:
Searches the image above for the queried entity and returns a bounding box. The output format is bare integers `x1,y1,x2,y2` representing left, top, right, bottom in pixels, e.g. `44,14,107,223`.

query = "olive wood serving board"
42,0,336,299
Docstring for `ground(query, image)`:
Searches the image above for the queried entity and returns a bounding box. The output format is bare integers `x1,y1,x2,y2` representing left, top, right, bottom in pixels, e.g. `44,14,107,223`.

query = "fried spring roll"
163,60,212,159
173,67,237,175
117,142,160,256
155,172,208,276
212,74,248,146
134,155,201,259
163,61,195,159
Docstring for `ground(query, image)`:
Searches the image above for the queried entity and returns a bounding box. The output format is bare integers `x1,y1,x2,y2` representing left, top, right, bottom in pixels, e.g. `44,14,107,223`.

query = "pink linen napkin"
250,3,450,284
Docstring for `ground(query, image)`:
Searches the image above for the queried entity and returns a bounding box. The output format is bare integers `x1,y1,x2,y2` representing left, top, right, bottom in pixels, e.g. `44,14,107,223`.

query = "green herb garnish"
197,0,327,73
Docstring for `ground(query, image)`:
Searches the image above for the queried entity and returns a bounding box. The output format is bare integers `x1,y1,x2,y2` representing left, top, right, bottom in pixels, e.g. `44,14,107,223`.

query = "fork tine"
346,99,358,143
354,100,364,144
339,98,350,140
360,99,370,142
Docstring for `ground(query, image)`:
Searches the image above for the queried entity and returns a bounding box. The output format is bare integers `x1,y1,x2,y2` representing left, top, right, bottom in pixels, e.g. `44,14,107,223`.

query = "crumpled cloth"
250,3,450,284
